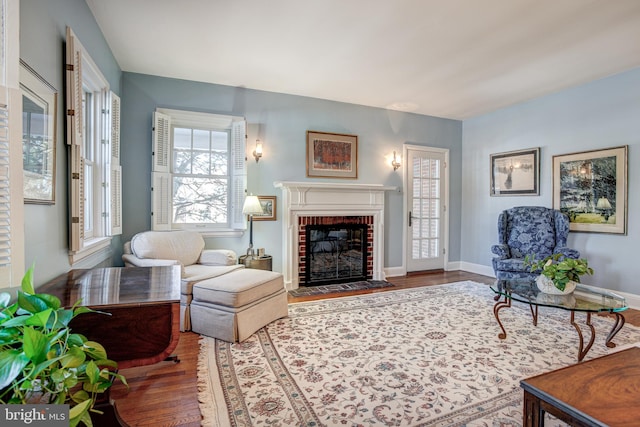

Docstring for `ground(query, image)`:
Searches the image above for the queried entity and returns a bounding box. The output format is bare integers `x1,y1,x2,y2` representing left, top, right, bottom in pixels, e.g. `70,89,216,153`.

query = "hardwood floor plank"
111,271,640,426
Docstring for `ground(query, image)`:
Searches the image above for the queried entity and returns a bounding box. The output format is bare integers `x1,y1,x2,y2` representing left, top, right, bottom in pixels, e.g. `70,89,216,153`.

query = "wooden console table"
39,266,182,369
521,346,640,426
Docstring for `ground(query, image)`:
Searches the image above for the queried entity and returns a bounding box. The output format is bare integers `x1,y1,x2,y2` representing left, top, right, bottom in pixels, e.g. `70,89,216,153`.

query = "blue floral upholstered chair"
491,206,580,281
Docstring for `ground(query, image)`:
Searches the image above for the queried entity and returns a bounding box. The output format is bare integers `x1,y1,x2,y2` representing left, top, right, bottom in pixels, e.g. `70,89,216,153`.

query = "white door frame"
401,144,450,274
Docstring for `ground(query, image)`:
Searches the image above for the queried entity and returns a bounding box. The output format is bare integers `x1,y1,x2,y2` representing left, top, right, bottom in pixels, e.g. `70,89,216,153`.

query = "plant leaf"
21,265,35,294
84,360,100,384
69,398,92,427
60,346,86,368
25,308,53,328
17,292,49,314
22,326,50,365
0,349,30,389
83,341,108,361
0,292,11,308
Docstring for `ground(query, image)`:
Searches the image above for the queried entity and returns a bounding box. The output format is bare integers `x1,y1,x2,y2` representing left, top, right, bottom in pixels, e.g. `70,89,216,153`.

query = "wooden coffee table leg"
570,311,596,362
605,312,626,348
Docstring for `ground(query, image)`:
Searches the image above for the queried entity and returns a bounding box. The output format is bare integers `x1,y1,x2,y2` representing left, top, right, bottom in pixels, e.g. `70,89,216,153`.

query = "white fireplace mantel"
274,181,397,290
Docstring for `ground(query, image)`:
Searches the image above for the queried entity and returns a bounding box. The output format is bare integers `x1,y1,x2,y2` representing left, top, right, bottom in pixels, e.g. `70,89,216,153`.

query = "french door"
406,147,447,272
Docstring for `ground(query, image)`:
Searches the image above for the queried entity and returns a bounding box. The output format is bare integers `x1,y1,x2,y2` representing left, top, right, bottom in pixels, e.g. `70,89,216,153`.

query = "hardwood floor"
111,271,640,426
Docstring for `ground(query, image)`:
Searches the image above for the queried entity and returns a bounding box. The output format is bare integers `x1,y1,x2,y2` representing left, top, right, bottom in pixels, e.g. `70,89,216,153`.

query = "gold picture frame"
20,60,57,204
306,130,358,179
553,146,628,234
253,196,276,221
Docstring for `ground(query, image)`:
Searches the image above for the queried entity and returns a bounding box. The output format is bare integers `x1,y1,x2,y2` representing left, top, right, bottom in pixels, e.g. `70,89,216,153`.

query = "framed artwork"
253,196,276,221
490,147,540,196
553,146,627,234
306,130,358,179
20,60,57,204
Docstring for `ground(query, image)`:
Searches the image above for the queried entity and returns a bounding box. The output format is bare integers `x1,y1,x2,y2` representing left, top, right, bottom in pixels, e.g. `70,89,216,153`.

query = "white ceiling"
86,0,640,120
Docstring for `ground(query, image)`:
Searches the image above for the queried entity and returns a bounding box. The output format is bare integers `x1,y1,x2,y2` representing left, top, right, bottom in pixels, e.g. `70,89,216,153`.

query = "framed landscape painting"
253,196,276,221
306,131,358,179
490,147,540,196
553,146,627,234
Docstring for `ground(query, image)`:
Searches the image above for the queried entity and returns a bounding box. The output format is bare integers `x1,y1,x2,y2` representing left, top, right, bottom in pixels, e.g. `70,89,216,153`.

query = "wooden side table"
520,346,640,426
239,254,273,271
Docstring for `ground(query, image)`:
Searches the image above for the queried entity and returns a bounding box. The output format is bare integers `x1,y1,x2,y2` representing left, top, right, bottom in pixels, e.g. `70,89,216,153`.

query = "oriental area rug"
197,281,640,426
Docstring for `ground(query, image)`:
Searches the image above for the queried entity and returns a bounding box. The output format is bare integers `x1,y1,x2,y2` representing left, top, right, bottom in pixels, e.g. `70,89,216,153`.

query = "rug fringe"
197,337,215,427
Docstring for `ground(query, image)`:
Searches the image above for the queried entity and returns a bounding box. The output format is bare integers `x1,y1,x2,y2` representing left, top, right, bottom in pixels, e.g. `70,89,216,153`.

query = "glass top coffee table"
491,278,628,361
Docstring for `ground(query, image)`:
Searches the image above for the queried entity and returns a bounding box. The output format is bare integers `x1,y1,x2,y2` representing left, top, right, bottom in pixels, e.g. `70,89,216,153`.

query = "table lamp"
242,195,264,257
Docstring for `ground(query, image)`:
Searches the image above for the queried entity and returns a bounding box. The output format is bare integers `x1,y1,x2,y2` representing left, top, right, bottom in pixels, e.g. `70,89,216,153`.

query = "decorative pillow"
199,249,237,266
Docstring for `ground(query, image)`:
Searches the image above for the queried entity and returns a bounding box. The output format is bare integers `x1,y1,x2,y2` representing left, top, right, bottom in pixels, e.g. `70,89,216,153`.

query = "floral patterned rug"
197,281,640,426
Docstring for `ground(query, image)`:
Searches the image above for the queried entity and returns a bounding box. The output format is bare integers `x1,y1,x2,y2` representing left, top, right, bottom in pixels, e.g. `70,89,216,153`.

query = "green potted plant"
524,253,594,294
0,266,127,426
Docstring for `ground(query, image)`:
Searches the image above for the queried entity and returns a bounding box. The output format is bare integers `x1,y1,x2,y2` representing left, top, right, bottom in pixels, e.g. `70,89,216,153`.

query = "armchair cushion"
130,230,204,266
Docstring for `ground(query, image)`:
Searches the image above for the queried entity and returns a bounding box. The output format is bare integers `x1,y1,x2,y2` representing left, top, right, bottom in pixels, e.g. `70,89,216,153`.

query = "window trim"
65,27,121,265
152,108,246,236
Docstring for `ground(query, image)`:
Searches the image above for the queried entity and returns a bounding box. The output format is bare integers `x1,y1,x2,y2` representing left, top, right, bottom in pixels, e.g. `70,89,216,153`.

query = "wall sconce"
253,139,263,162
391,151,401,171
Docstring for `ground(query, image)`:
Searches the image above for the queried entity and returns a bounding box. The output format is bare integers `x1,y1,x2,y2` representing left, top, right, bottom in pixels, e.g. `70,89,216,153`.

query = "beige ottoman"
190,269,288,342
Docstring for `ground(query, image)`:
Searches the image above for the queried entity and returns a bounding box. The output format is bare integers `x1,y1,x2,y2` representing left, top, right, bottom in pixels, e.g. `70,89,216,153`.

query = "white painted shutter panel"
65,27,83,147
0,0,25,286
108,92,122,235
152,112,171,230
153,112,170,172
110,92,121,161
110,165,122,235
230,120,247,230
152,172,171,230
66,27,85,251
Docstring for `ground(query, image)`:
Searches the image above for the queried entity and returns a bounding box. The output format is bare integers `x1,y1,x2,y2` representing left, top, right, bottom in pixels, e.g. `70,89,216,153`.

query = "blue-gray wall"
462,67,640,294
120,73,464,273
20,0,122,285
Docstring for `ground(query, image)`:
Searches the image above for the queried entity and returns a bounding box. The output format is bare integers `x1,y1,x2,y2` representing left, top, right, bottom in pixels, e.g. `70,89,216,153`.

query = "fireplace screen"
304,223,368,286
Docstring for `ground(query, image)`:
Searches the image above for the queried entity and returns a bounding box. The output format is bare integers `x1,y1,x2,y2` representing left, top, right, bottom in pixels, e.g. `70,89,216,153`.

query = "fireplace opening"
304,223,368,286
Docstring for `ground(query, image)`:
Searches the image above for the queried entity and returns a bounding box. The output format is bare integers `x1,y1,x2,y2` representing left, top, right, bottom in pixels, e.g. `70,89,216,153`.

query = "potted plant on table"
524,253,594,295
0,266,127,426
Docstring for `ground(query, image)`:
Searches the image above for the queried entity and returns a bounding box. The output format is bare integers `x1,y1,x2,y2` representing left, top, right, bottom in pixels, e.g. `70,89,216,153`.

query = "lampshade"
596,197,612,209
243,195,264,215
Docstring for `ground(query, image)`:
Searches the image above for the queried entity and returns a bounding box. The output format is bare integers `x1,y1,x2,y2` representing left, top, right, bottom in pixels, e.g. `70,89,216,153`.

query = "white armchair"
123,230,244,331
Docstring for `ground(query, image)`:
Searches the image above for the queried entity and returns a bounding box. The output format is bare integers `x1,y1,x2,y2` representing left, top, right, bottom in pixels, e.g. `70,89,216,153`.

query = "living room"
16,0,639,301
7,0,640,425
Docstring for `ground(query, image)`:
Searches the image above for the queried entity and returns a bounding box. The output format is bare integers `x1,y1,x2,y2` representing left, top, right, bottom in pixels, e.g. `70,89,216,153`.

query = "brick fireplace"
299,215,374,286
274,181,396,290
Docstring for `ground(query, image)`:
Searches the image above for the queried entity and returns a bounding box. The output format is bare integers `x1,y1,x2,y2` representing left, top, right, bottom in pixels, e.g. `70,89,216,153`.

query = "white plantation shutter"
65,27,83,147
111,92,121,161
66,28,85,251
151,112,171,230
108,92,122,235
0,0,24,286
153,111,170,173
0,95,12,283
152,171,171,230
230,119,247,229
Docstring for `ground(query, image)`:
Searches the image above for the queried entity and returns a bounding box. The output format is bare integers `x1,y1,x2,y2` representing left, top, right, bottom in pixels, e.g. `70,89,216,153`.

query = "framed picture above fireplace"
306,130,358,179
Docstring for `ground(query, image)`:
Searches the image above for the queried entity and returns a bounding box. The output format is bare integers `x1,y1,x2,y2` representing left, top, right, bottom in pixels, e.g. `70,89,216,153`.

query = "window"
65,27,121,263
152,109,246,234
